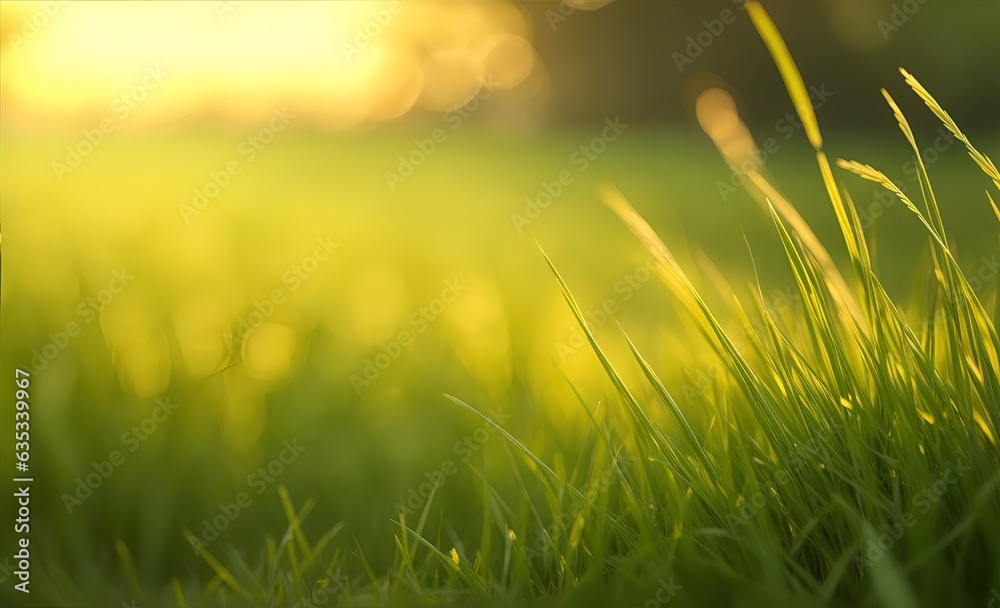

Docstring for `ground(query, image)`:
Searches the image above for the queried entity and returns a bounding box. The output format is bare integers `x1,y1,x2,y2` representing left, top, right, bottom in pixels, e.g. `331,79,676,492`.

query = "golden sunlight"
0,0,539,129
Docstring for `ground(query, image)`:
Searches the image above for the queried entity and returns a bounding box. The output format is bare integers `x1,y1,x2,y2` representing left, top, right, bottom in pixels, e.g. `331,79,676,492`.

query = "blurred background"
1,0,997,602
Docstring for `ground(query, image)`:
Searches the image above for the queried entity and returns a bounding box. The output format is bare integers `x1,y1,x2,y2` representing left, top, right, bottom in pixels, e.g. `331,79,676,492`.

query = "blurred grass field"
2,1,999,606
2,121,998,605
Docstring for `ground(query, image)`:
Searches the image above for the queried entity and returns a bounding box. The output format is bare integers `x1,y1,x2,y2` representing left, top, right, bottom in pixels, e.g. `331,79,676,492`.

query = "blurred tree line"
526,0,999,131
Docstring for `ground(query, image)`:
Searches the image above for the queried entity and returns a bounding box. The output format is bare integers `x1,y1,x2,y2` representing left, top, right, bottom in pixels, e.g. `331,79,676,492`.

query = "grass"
15,2,999,607
146,3,1000,606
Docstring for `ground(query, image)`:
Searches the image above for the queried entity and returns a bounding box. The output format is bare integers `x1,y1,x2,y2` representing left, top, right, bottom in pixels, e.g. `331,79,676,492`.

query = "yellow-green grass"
4,2,999,607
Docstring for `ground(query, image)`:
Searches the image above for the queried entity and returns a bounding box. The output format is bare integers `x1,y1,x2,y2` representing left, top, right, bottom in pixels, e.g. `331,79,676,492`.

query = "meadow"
1,3,999,607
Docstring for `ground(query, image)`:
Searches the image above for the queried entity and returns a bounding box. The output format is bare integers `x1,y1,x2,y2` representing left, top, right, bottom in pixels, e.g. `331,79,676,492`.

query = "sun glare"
0,1,539,129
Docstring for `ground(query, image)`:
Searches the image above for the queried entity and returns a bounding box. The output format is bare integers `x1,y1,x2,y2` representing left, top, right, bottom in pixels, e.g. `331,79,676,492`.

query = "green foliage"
41,2,1000,606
